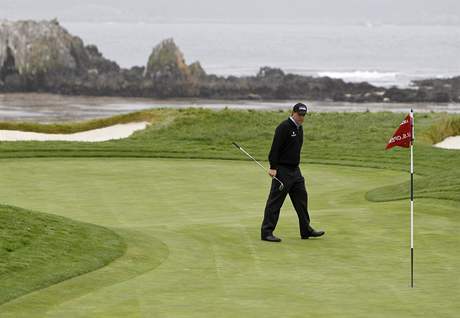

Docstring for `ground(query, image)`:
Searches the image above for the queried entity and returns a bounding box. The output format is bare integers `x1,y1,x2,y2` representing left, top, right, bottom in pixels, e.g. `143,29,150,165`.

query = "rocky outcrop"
0,19,119,91
0,19,79,77
143,38,200,96
189,61,206,80
412,77,460,103
144,39,190,80
1,19,459,103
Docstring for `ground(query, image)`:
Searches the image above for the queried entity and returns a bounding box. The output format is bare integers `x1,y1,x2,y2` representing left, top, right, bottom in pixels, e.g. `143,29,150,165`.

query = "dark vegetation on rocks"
1,19,459,102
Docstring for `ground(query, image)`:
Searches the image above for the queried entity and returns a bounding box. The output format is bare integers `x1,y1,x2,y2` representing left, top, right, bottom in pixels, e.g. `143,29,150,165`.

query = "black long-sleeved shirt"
268,118,303,169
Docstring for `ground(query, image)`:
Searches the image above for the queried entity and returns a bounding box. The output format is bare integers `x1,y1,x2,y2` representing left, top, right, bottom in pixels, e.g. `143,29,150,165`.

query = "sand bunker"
0,122,149,142
434,136,460,150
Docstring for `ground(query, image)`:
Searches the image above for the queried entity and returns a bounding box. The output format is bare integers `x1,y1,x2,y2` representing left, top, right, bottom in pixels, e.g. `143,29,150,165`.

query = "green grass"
0,109,458,201
423,114,460,144
0,109,459,316
0,204,126,304
0,158,458,317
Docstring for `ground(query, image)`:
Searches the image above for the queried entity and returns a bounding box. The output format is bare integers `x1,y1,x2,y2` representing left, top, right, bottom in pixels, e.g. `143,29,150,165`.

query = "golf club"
232,142,285,191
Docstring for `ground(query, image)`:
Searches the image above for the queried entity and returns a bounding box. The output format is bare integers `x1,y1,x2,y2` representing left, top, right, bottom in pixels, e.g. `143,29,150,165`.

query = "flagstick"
385,110,415,288
410,109,414,288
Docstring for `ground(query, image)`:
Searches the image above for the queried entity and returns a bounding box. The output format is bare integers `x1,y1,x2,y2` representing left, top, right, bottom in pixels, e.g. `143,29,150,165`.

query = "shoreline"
1,93,460,123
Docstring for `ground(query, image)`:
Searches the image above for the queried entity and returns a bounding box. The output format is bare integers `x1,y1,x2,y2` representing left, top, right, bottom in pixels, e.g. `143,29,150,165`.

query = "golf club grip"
232,142,241,149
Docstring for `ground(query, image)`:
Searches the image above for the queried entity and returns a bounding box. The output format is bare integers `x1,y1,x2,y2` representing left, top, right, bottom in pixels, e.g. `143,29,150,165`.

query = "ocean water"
63,22,460,87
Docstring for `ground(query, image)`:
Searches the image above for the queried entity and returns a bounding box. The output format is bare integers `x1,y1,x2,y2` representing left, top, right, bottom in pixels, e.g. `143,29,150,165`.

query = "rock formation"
0,19,119,91
143,38,206,97
1,19,459,103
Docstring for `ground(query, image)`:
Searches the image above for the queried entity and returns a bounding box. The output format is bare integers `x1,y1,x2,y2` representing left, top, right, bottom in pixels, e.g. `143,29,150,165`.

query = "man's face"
292,112,306,125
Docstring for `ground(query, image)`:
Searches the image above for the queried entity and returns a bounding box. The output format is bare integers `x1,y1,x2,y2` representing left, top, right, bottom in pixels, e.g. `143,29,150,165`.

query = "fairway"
0,158,458,317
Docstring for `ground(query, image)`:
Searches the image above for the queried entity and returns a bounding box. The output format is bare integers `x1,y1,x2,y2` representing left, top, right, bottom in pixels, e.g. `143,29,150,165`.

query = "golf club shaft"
232,142,285,187
235,145,267,172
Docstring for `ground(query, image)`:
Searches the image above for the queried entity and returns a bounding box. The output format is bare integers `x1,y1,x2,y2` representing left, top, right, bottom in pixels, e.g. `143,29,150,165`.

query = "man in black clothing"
261,103,325,242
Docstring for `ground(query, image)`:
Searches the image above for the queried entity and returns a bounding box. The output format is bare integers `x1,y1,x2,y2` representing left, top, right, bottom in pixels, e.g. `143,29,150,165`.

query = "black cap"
293,103,307,115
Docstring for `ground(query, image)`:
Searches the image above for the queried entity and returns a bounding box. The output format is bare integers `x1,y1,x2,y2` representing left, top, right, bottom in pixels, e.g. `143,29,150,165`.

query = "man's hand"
268,169,277,177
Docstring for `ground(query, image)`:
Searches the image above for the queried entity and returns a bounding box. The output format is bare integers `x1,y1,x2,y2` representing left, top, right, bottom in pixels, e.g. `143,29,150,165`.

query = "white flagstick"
410,109,415,288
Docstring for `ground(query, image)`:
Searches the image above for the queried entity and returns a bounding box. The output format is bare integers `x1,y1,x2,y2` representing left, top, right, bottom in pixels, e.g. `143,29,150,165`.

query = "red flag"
386,113,413,150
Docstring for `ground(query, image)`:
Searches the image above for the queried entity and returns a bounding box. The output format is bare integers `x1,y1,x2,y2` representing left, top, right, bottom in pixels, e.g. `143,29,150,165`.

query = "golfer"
261,103,325,242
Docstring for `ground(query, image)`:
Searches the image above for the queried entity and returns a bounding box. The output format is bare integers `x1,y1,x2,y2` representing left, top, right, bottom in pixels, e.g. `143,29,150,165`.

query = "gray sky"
1,0,460,24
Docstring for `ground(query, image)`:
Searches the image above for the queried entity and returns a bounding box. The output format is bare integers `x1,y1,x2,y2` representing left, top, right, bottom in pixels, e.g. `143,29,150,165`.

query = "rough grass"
422,114,460,144
2,108,457,201
0,204,126,305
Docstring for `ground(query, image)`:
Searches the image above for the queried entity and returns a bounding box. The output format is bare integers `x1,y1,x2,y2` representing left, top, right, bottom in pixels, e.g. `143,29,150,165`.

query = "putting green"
0,158,458,317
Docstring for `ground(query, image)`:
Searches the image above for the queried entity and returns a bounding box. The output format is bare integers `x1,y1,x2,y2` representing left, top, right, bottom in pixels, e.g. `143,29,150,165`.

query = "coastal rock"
257,67,285,80
0,19,119,90
0,20,80,77
144,38,190,80
143,38,198,96
189,61,206,80
1,20,457,103
413,76,460,102
85,44,120,74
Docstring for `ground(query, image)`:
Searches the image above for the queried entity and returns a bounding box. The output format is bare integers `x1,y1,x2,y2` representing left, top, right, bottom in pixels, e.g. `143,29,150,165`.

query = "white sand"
0,122,149,142
434,136,460,150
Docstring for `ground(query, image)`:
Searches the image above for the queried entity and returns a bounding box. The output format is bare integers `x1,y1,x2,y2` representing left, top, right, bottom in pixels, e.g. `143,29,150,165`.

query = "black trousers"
261,165,311,238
